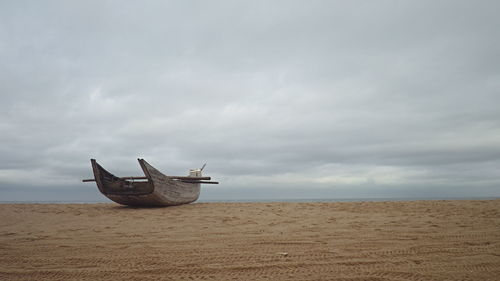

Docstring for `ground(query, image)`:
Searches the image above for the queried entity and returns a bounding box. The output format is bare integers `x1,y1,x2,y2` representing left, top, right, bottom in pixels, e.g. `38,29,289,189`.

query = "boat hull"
91,159,201,207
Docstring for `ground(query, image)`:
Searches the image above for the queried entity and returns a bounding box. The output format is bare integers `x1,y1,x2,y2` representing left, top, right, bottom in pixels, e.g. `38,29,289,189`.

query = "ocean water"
1,196,498,204
198,196,500,203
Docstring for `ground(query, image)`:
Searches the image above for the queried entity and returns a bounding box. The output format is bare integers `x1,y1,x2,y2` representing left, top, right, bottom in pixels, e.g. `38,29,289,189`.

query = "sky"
1,0,499,201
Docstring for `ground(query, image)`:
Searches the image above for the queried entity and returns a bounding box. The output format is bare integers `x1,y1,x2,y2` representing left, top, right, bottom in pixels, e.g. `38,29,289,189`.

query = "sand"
0,200,499,281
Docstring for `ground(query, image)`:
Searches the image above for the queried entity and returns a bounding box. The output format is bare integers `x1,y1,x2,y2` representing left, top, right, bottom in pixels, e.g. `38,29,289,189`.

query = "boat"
82,159,218,207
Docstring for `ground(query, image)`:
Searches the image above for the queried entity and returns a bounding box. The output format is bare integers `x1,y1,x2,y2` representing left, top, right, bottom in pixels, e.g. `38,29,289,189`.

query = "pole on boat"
82,176,148,182
179,180,219,184
170,176,211,181
82,176,212,182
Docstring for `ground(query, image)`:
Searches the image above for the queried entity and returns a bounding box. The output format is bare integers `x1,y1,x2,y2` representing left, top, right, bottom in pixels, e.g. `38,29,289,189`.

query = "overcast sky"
1,1,499,201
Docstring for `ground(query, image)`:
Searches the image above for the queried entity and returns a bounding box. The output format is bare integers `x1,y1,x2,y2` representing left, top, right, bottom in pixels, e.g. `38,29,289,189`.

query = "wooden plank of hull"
138,159,200,206
90,159,200,207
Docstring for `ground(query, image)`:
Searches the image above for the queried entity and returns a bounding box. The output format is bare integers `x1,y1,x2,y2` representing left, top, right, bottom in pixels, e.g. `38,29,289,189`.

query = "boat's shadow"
110,204,189,210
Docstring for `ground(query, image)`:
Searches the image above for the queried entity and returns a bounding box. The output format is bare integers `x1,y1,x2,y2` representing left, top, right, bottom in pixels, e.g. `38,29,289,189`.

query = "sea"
1,196,498,204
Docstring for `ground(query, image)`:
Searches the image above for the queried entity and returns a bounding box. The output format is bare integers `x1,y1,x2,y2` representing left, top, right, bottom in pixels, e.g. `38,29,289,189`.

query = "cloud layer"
1,1,499,200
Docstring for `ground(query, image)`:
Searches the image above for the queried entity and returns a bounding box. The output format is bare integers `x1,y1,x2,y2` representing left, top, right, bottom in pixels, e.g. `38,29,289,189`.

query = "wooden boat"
82,159,218,207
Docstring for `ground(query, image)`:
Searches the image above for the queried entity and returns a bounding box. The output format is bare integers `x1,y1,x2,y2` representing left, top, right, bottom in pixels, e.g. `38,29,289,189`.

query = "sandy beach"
0,200,499,280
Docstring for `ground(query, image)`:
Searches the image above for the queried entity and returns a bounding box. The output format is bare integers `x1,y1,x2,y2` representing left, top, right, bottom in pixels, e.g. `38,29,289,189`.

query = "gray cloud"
1,0,499,201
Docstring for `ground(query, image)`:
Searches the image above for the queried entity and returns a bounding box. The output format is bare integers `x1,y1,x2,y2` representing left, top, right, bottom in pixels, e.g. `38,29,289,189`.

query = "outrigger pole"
82,176,218,184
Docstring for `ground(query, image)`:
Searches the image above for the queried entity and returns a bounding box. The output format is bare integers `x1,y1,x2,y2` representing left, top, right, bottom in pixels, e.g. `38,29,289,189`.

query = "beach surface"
1,200,499,280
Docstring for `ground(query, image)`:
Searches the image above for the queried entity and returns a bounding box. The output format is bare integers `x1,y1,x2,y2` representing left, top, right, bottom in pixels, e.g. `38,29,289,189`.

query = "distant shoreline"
1,196,499,204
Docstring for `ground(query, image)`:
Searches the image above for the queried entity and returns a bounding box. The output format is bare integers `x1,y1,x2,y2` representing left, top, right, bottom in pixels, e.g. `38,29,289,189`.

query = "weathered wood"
82,176,211,182
86,159,217,206
138,159,201,206
82,176,147,182
169,176,211,181
179,180,219,184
